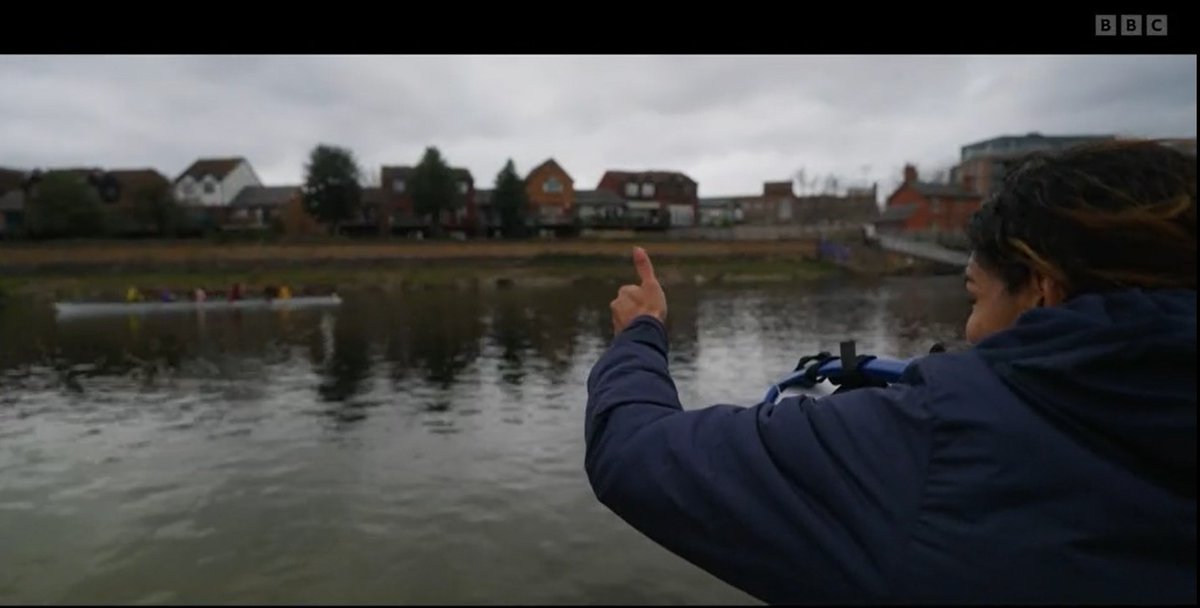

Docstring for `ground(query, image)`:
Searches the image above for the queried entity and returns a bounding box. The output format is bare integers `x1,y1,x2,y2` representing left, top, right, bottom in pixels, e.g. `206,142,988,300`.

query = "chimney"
903,164,918,184
763,181,795,198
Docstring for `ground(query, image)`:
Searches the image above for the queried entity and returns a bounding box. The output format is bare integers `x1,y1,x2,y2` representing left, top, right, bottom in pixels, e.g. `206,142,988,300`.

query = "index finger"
633,246,657,284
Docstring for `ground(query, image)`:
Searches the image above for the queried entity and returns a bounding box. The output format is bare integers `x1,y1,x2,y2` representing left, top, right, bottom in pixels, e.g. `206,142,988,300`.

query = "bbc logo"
1096,15,1168,36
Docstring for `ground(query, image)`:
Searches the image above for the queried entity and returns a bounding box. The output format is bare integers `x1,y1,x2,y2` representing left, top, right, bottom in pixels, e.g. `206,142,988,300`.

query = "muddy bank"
1,256,846,303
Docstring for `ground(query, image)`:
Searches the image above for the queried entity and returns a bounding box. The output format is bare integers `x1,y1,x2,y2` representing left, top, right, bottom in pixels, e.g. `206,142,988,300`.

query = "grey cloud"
1,55,1194,198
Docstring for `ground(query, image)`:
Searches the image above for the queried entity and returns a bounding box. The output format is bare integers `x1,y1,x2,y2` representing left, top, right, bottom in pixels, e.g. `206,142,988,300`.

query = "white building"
174,157,262,207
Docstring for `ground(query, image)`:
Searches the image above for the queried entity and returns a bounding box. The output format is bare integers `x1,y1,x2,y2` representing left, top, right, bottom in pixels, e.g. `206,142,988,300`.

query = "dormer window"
203,177,216,194
543,177,563,193
458,181,469,194
392,178,406,193
641,183,655,197
625,182,638,197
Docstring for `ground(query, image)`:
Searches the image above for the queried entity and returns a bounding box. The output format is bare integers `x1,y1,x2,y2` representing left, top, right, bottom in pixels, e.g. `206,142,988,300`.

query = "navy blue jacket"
584,289,1196,604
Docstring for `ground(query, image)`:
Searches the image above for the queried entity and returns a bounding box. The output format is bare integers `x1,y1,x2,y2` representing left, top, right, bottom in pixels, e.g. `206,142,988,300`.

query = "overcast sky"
1,55,1195,197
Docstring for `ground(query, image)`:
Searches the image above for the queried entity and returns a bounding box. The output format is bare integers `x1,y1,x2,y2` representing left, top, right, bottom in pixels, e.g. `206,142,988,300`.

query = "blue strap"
763,355,913,403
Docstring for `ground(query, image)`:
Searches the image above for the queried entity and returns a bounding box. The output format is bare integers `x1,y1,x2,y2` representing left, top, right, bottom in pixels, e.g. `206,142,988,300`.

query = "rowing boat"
53,295,343,318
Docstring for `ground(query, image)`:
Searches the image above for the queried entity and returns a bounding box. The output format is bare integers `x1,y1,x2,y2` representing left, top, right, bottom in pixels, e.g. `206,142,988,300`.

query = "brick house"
19,167,175,234
524,158,574,227
880,164,982,236
379,165,477,236
739,181,796,225
597,170,698,228
720,180,878,232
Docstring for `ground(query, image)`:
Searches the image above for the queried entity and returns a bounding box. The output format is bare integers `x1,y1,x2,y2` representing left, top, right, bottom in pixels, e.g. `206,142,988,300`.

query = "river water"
0,276,968,604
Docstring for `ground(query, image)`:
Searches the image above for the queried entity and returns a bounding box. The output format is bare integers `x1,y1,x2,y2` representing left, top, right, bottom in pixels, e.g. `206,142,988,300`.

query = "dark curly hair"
966,139,1196,295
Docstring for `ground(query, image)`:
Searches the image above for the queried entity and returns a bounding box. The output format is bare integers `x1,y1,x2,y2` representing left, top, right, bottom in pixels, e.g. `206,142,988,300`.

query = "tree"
130,180,182,236
410,146,457,238
823,174,840,195
302,144,363,235
491,159,528,238
25,172,107,238
794,167,807,196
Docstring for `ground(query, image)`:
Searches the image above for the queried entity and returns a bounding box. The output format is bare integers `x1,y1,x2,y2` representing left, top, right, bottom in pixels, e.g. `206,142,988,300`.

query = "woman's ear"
1034,273,1068,307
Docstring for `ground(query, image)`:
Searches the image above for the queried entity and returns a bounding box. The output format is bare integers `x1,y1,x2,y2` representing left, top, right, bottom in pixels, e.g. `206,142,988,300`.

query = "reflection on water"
0,276,967,604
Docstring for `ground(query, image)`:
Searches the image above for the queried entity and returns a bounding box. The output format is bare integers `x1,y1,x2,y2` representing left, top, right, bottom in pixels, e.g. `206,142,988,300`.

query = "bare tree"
823,174,840,195
794,167,808,196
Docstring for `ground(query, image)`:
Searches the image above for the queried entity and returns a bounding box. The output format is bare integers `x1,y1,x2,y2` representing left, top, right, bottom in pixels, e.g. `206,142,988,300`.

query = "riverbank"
0,238,822,272
0,238,956,301
0,251,848,303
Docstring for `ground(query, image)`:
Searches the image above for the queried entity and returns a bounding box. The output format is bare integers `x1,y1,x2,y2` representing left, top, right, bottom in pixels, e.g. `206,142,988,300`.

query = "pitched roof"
381,166,415,182
108,168,170,192
176,158,246,182
44,167,104,181
600,170,697,186
526,158,573,183
575,189,626,206
230,185,302,208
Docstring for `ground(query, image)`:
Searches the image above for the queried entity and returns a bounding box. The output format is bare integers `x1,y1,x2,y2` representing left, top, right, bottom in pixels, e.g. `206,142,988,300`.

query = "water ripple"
0,277,965,605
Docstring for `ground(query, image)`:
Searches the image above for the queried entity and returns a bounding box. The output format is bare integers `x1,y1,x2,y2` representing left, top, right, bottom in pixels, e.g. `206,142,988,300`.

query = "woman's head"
963,140,1196,344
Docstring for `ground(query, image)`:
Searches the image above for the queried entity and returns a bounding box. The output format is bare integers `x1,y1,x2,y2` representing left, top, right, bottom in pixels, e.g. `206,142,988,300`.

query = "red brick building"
376,165,478,235
597,170,698,227
524,158,575,226
879,164,982,235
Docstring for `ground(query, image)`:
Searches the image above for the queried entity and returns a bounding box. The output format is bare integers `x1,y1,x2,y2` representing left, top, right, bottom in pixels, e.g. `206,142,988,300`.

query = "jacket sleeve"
584,315,937,604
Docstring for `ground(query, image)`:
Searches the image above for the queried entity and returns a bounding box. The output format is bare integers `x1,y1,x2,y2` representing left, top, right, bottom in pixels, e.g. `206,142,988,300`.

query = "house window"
203,179,216,195
392,178,405,193
182,182,196,196
625,182,638,197
458,181,469,194
641,183,655,197
543,177,563,193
